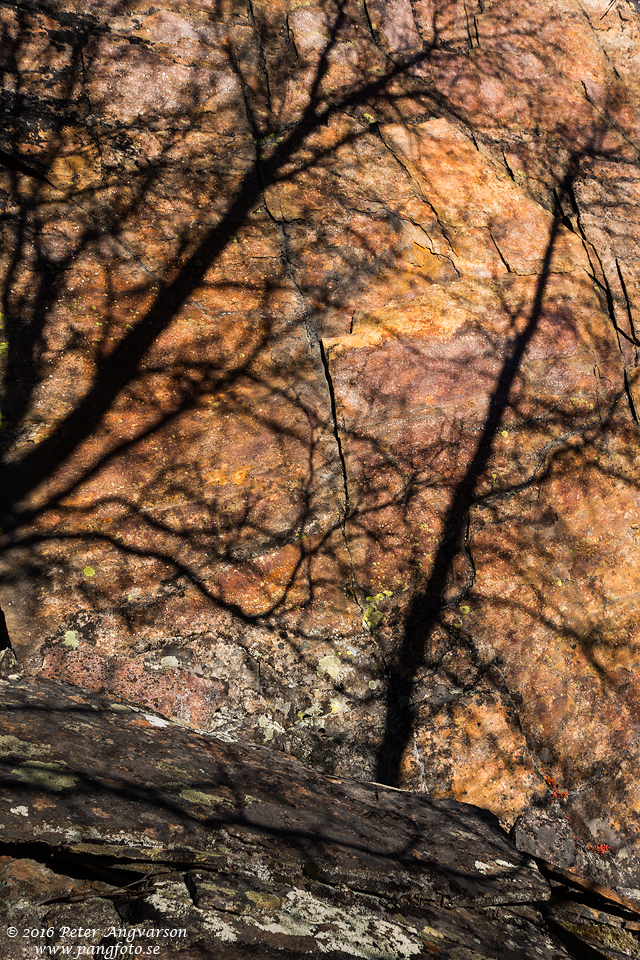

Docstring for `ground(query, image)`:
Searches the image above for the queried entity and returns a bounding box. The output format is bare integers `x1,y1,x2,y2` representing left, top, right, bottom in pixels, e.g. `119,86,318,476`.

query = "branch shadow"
0,0,639,827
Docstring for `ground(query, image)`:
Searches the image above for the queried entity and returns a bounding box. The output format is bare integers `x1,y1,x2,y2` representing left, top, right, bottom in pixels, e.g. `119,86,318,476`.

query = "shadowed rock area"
2,0,640,952
3,674,640,959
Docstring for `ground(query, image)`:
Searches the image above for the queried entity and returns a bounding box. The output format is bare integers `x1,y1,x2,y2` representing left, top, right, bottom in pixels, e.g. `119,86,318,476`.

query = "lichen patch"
0,735,51,758
245,889,423,957
13,761,78,791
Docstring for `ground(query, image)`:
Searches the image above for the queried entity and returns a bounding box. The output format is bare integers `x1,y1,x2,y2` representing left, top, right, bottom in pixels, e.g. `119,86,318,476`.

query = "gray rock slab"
0,675,575,960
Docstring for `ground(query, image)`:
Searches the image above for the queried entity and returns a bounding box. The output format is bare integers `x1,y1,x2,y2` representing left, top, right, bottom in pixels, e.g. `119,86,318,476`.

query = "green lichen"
246,891,281,911
258,715,278,741
13,760,78,791
0,736,51,758
553,917,640,955
180,788,233,809
316,655,341,680
362,591,393,631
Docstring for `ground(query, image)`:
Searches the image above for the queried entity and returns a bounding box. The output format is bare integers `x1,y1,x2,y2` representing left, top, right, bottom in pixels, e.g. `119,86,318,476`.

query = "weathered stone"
514,797,640,914
2,0,640,927
546,897,640,960
0,675,595,959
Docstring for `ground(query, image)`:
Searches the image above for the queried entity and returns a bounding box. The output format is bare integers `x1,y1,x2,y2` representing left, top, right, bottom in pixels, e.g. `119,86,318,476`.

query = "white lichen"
245,889,422,957
160,656,180,668
202,915,238,942
317,655,342,681
143,713,171,728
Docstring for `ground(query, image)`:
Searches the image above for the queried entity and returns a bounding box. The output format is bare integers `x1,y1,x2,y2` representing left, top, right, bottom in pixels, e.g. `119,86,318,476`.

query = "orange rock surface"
2,0,640,885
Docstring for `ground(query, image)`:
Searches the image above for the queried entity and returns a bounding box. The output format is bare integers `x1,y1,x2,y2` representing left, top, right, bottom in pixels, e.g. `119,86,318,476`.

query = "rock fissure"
462,0,480,52
487,232,511,274
361,0,384,53
616,257,640,357
588,250,627,353
377,129,460,255
318,341,350,518
318,339,360,608
580,79,640,155
623,367,639,422
260,183,360,596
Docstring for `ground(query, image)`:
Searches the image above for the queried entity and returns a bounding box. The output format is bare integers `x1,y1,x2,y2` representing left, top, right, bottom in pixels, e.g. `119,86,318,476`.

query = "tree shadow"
374,152,585,784
1,0,639,821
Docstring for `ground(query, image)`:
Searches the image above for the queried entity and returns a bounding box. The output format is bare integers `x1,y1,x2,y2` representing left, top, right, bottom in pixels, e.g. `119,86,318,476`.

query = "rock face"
2,0,640,920
2,674,639,960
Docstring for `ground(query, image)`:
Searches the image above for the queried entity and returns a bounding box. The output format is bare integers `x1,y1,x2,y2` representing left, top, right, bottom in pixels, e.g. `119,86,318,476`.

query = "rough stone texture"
2,674,637,960
2,0,640,922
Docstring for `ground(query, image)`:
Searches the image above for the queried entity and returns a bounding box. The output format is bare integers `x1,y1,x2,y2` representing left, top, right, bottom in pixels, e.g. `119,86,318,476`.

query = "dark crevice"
489,230,511,272
590,248,623,350
260,188,359,602
543,916,614,960
624,368,639,422
380,131,458,255
319,340,349,518
407,0,422,44
461,512,477,598
318,340,359,605
552,186,576,231
616,257,639,357
271,214,318,350
565,178,581,219
0,605,12,652
0,840,171,895
502,150,516,181
184,871,201,909
362,0,381,49
583,246,640,424
463,1,474,51
592,276,640,350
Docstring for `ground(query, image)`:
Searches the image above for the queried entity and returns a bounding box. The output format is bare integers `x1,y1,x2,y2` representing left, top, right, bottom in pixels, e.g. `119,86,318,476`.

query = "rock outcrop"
3,674,640,959
2,0,640,935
